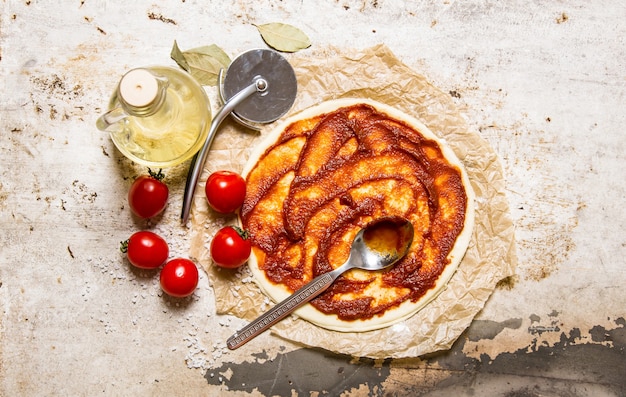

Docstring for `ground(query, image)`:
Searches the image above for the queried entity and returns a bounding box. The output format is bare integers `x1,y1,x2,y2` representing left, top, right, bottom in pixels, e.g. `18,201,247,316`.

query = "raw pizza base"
241,98,475,332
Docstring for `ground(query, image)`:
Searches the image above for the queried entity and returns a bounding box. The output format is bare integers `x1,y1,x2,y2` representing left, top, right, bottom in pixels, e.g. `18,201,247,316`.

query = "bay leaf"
255,23,311,53
183,45,231,86
170,40,190,72
170,42,231,86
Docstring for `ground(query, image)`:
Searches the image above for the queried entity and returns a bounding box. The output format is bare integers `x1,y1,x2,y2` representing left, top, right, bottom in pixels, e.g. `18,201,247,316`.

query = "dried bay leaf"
170,40,190,71
183,45,231,86
170,41,231,86
255,22,311,53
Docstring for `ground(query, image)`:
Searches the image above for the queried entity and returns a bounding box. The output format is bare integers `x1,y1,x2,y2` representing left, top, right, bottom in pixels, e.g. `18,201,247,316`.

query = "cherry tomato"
120,231,169,269
128,168,169,218
205,171,246,214
210,226,251,269
159,258,199,298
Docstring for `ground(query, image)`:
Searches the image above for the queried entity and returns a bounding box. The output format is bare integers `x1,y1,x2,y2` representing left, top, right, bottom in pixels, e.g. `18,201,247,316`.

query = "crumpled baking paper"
189,44,517,358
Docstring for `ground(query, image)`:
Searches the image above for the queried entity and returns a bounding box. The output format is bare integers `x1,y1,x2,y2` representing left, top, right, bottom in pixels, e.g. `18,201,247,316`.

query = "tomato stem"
232,225,250,240
148,168,165,181
120,239,129,253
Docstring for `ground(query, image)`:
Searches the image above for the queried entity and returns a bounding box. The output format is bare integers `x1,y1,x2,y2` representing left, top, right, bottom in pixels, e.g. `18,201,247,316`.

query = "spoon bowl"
227,217,414,350
349,217,414,271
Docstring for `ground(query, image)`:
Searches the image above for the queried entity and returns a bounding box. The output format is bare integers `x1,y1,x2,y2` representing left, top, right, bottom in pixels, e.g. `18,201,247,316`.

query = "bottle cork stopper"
119,69,159,108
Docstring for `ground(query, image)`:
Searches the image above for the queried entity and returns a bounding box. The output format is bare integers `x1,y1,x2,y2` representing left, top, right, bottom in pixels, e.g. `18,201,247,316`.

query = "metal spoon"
226,217,414,350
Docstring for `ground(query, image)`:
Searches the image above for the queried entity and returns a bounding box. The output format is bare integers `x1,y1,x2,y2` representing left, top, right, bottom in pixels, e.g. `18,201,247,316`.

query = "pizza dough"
239,98,475,332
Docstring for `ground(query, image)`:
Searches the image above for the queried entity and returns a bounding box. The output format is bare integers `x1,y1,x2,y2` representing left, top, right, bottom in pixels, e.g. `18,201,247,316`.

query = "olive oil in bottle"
97,66,211,168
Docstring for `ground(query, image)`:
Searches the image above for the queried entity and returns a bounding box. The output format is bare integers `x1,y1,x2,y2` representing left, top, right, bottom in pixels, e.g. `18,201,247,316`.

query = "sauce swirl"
241,103,468,321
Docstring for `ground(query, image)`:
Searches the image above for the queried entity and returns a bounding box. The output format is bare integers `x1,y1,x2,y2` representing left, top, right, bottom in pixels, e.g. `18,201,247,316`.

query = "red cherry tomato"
205,171,246,214
128,169,169,218
159,258,199,298
210,226,252,269
120,231,169,269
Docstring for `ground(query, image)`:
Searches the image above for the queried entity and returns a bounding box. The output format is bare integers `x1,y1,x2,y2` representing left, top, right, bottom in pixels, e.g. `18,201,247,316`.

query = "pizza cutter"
181,48,298,223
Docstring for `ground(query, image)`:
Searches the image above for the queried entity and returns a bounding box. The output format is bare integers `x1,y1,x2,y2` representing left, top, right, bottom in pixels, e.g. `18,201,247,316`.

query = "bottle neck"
118,68,167,117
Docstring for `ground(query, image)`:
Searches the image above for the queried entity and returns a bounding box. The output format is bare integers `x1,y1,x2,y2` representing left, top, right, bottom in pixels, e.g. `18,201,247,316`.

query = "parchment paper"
189,44,517,358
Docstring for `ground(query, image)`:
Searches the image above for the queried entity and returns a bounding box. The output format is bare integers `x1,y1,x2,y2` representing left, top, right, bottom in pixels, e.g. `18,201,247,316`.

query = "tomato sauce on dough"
241,103,468,321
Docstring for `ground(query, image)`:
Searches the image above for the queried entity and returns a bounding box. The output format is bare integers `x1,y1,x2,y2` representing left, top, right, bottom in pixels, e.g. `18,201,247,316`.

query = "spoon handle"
227,270,339,350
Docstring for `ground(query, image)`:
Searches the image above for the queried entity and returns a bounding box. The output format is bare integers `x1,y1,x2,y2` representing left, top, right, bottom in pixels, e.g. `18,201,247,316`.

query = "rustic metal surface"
1,1,624,395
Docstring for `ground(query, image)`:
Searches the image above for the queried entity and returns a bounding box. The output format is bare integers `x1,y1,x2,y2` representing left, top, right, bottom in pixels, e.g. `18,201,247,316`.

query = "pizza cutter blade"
181,48,297,223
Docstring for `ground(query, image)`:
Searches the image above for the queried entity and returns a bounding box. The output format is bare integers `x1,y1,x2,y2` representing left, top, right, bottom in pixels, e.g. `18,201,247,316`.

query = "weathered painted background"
1,1,624,395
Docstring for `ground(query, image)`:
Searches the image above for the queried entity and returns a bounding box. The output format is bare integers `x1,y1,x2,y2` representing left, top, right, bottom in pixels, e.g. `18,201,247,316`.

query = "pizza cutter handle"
226,266,347,350
181,80,262,224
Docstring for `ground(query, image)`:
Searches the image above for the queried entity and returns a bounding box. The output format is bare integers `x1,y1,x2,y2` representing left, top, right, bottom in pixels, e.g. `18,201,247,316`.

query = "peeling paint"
205,348,391,395
421,318,626,395
466,318,523,341
204,318,625,395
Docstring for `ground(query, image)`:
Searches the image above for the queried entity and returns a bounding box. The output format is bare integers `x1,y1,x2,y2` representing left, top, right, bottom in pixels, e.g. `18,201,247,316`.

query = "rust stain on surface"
556,12,569,24
30,74,84,102
147,11,177,25
28,73,86,121
481,120,579,282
